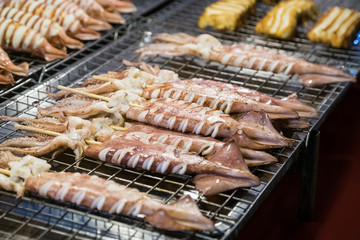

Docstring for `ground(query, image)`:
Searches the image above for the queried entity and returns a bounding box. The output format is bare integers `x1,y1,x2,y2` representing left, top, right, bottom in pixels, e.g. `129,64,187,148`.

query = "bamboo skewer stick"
93,75,118,82
57,85,144,108
110,125,128,131
15,124,61,137
0,168,10,176
14,124,101,145
58,85,110,102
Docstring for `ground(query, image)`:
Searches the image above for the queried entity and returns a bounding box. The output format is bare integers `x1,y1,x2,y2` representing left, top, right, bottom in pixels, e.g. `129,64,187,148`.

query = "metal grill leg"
298,129,320,221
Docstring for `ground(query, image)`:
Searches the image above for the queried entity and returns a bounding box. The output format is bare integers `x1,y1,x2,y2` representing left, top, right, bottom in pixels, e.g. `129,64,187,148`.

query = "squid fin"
195,140,260,195
0,70,14,85
84,17,112,31
36,43,68,61
277,93,318,118
57,31,84,49
103,11,125,24
73,27,101,41
194,174,260,195
237,111,293,147
298,73,356,88
145,195,214,231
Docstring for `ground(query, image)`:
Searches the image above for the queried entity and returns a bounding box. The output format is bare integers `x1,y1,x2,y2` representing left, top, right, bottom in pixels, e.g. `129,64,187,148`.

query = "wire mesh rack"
0,0,359,239
0,0,171,105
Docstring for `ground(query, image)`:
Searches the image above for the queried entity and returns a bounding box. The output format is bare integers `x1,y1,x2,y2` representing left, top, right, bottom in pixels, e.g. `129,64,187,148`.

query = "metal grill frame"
0,0,359,239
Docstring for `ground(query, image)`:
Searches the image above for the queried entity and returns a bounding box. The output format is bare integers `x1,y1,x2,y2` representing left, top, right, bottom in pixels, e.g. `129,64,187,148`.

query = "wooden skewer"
57,85,144,108
93,75,118,82
0,168,10,176
14,124,101,145
58,85,110,102
15,124,61,137
110,125,128,131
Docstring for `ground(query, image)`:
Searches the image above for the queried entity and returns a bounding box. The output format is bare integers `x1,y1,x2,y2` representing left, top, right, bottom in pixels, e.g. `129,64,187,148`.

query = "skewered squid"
0,18,68,61
108,124,277,167
142,80,299,119
38,90,142,124
47,63,180,100
0,7,83,50
193,79,318,118
136,33,356,87
7,0,100,40
36,0,112,31
126,98,292,148
0,46,28,76
0,70,14,84
25,172,214,231
96,0,137,13
0,116,96,159
0,151,51,196
85,128,260,195
69,0,125,24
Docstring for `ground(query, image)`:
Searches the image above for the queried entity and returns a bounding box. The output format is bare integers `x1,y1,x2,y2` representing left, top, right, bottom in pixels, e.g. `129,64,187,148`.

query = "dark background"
238,83,360,240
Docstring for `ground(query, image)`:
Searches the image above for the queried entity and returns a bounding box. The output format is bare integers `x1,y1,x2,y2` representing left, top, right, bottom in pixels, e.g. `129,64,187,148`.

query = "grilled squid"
0,46,28,76
136,33,356,87
0,70,14,85
142,80,299,119
85,129,260,195
46,63,179,100
0,18,68,61
8,0,100,40
25,172,214,231
108,124,277,167
70,0,125,24
126,98,292,148
0,7,83,49
0,116,96,159
194,79,318,118
96,0,137,13
0,152,51,196
36,0,112,31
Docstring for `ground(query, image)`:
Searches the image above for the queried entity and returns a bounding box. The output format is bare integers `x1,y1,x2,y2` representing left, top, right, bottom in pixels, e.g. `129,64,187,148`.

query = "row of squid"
136,32,356,87
0,0,136,85
0,62,318,231
0,152,214,231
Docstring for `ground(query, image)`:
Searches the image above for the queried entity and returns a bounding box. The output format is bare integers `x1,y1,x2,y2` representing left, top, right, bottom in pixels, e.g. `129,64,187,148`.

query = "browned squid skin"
142,80,299,119
108,124,277,166
8,0,101,41
0,47,28,76
190,79,318,118
233,110,293,146
0,151,21,169
0,135,76,156
73,0,126,24
0,116,68,133
37,96,109,120
0,19,68,61
125,99,291,148
25,172,214,231
0,70,14,85
97,0,137,13
137,33,355,86
85,133,260,195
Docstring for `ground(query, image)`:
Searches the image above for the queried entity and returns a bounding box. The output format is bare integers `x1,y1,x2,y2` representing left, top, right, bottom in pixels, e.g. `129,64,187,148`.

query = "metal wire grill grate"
0,0,358,239
0,0,171,105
